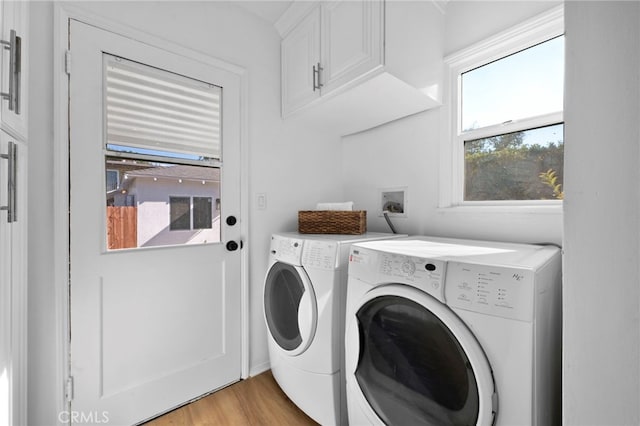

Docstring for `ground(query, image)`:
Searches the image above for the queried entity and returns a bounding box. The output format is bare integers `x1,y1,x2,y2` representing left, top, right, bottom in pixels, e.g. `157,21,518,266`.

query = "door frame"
52,4,250,424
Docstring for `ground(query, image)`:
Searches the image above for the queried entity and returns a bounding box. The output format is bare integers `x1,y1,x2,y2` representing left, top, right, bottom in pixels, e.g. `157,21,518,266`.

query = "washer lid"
263,262,317,356
346,285,496,425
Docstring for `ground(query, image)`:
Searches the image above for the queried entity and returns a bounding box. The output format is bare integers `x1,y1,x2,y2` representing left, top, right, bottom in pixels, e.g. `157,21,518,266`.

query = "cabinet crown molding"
275,0,447,37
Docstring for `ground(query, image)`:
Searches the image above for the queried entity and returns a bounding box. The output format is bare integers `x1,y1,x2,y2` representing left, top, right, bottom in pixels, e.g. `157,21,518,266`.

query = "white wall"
563,2,640,424
443,0,562,55
342,1,563,245
27,2,342,424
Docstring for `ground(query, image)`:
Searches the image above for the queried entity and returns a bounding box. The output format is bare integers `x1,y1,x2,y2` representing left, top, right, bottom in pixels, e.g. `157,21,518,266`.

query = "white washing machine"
345,236,562,426
264,232,405,425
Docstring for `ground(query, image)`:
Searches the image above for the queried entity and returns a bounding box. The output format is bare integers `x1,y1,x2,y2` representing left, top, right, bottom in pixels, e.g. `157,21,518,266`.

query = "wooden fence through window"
107,206,137,249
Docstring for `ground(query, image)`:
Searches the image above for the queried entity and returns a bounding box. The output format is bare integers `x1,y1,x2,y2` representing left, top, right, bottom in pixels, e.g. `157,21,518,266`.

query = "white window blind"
104,55,222,160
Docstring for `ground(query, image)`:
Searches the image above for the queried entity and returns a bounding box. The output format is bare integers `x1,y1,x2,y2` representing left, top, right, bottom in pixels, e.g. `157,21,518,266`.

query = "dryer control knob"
401,261,416,275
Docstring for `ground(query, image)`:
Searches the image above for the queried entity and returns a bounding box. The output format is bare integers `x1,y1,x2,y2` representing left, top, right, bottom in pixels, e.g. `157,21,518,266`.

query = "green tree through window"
464,124,564,201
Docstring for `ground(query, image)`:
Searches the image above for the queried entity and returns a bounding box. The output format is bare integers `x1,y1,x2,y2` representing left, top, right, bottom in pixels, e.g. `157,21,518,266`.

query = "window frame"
440,6,564,209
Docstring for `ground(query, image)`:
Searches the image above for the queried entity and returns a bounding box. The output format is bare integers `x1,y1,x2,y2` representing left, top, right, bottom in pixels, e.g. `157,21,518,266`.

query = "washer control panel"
378,253,447,302
445,261,534,321
270,235,304,265
302,240,338,270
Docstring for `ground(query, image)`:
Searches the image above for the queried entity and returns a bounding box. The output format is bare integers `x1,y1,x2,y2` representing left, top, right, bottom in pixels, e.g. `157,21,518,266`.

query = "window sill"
437,201,562,215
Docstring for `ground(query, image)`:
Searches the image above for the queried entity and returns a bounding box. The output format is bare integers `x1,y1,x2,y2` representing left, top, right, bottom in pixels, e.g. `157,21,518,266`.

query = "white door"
68,20,243,425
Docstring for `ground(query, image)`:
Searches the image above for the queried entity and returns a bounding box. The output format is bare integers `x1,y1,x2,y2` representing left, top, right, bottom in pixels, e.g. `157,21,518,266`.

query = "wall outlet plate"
378,187,407,217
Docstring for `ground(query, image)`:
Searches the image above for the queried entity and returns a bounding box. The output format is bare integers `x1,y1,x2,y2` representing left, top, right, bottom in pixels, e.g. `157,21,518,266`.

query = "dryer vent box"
379,188,407,217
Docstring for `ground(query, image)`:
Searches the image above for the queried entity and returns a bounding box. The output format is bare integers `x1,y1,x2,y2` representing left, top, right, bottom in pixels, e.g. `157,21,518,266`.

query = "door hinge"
65,50,71,75
65,376,74,401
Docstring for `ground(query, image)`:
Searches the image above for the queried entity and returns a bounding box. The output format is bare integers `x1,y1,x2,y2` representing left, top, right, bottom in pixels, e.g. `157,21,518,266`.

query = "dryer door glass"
264,262,305,351
355,295,479,425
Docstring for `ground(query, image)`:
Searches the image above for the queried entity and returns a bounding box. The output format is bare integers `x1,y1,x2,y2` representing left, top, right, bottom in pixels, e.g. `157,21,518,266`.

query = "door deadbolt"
226,216,237,226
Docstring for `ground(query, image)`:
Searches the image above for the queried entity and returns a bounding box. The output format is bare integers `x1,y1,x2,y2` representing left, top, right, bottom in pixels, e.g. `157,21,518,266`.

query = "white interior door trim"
52,4,250,424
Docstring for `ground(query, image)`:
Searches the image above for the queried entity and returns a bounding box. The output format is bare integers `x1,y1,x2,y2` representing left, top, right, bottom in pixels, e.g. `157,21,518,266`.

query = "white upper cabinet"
277,0,443,135
0,2,28,419
281,7,321,114
0,130,27,426
0,0,28,140
319,0,383,95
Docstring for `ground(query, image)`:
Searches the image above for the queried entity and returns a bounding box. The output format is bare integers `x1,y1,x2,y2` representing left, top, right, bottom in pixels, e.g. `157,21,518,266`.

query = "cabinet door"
0,131,26,426
0,133,9,426
320,0,383,95
0,0,28,140
281,7,321,116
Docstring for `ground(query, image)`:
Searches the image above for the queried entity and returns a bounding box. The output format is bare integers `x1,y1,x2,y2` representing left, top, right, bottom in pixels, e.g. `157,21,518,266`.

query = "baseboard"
249,360,271,377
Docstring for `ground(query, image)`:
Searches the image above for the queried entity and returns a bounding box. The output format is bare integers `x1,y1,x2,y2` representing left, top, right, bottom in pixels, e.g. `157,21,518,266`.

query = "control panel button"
425,263,436,271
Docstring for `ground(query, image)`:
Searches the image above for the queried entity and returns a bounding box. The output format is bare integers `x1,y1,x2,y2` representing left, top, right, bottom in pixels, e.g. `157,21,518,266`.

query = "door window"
103,54,222,250
264,262,306,351
355,295,479,425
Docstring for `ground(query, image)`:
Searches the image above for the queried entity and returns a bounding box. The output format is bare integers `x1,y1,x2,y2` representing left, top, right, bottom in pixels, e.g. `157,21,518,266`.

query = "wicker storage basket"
298,210,367,235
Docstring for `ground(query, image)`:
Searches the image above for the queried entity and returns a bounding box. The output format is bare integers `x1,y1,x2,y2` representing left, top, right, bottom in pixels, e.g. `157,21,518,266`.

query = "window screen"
169,197,191,231
193,197,213,229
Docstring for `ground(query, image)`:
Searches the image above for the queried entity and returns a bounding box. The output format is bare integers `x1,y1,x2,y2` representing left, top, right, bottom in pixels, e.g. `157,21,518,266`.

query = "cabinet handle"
0,141,17,223
312,64,317,91
313,62,323,91
0,29,21,114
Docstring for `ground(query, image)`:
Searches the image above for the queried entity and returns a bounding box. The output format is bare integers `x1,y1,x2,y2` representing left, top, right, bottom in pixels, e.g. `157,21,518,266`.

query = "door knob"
226,240,239,251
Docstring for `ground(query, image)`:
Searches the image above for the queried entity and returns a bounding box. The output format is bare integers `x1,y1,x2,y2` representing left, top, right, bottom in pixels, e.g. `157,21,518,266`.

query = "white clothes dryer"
345,236,562,426
264,232,404,425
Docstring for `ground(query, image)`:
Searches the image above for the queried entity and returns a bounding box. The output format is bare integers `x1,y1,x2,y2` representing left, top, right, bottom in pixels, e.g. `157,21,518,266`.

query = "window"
103,54,223,249
193,197,213,229
106,169,119,192
443,7,564,206
169,196,213,231
170,197,191,230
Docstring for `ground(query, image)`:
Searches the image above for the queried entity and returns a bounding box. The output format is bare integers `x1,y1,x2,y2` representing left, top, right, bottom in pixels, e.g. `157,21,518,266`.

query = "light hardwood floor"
145,370,319,425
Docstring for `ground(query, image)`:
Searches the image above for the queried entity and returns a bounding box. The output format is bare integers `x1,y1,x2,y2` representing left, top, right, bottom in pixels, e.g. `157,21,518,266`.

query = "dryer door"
264,262,317,356
346,285,496,426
